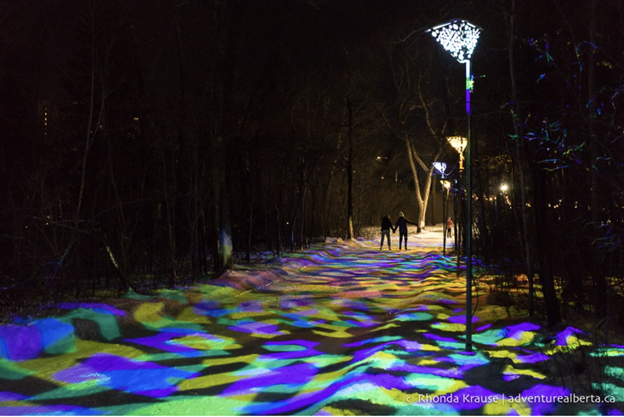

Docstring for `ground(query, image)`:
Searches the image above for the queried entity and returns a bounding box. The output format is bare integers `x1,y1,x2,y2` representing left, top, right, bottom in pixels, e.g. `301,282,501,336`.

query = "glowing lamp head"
447,136,467,154
433,162,447,175
429,20,481,63
500,183,509,192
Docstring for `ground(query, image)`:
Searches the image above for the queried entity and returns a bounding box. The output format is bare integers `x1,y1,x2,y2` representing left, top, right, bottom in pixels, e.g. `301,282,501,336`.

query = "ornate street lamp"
432,162,447,176
429,19,481,352
446,136,467,171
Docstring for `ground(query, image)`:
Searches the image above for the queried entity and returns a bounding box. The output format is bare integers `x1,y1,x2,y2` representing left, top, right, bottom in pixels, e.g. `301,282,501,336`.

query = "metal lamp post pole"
464,59,473,351
434,162,448,257
429,19,481,352
442,178,447,257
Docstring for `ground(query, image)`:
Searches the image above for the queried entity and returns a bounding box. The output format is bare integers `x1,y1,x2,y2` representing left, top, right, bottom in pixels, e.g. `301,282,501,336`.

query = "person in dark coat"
394,211,416,250
380,214,393,250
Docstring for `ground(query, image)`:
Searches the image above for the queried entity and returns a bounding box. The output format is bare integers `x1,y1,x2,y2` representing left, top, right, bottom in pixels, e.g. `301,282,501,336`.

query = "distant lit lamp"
432,162,447,176
442,183,452,257
500,183,508,192
429,19,482,352
446,136,467,171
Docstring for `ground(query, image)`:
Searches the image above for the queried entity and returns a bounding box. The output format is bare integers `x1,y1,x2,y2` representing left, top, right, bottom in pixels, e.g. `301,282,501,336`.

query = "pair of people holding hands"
380,212,416,250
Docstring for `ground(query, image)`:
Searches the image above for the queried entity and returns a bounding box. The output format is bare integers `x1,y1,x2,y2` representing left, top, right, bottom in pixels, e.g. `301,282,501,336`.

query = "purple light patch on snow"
476,323,492,332
229,321,285,336
0,325,42,361
239,300,265,313
432,298,459,304
0,392,28,401
53,353,198,398
294,308,319,316
423,333,456,343
516,352,550,364
503,374,520,381
266,339,318,349
520,384,569,415
453,308,463,313
394,339,423,351
281,300,315,309
0,405,100,415
506,322,541,340
448,315,479,324
193,300,220,311
555,326,588,346
345,318,377,328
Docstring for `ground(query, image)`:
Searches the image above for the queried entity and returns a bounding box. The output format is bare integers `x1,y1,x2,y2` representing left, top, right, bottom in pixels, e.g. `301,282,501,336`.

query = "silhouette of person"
446,217,453,238
380,214,393,250
394,211,416,250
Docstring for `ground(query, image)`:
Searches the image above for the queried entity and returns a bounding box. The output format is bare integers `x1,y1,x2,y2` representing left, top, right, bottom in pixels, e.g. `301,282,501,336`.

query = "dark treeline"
1,0,623,332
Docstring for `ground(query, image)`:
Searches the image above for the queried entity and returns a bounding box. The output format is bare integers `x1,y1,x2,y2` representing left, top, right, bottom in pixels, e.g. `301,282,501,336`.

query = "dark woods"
1,0,623,335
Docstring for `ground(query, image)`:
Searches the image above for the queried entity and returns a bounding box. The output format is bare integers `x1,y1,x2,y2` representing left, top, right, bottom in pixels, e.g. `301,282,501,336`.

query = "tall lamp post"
447,136,466,277
441,179,451,253
433,162,447,256
428,20,481,352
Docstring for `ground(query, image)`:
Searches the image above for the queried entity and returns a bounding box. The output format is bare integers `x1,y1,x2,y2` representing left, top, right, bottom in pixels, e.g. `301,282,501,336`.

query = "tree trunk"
533,166,561,327
507,0,535,315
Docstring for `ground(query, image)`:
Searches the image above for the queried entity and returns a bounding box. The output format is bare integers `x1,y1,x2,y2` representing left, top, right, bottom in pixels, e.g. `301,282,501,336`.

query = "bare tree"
378,40,452,231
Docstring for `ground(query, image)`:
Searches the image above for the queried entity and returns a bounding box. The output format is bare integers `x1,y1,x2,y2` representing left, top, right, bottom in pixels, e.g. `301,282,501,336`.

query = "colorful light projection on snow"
0,238,622,415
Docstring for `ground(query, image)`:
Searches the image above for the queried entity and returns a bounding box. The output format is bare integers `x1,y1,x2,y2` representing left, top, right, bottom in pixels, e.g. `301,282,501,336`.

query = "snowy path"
0,232,622,415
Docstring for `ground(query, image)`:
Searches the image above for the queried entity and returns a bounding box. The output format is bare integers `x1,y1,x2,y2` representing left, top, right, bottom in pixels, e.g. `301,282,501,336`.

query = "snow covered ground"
0,230,623,415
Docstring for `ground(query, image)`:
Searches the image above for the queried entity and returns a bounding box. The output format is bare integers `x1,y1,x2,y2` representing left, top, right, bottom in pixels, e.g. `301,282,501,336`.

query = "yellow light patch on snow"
177,306,212,324
134,302,164,323
483,399,531,415
417,358,440,366
20,340,143,383
431,322,464,332
496,332,537,347
487,349,519,361
177,372,243,391
312,329,353,338
317,406,356,416
417,343,442,352
543,339,593,355
502,364,546,379
476,306,511,322
203,354,258,366
124,394,245,416
405,373,467,394
173,336,227,351
367,350,400,370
